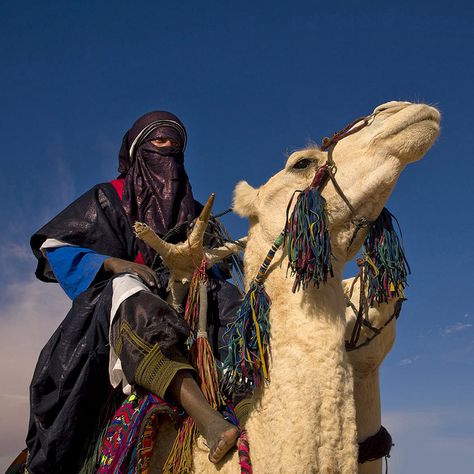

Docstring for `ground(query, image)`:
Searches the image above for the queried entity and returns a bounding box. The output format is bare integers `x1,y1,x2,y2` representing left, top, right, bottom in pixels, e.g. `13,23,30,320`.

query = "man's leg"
111,289,238,463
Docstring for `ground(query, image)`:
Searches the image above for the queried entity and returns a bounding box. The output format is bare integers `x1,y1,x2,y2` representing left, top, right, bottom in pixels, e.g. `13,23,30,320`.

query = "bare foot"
204,416,239,464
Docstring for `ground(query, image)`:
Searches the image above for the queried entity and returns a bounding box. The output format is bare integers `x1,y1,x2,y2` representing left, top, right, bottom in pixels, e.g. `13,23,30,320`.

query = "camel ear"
233,180,258,217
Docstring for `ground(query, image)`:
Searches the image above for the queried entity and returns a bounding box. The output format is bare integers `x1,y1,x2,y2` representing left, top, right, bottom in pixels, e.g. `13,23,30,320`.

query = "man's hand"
103,257,159,288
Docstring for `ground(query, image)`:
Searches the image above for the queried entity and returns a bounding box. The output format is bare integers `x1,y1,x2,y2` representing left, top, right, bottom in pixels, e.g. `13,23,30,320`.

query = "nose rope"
319,113,376,217
317,112,379,250
320,114,374,152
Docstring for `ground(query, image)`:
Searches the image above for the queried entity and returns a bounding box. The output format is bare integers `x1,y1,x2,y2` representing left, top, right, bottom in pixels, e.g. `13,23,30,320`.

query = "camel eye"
293,158,312,170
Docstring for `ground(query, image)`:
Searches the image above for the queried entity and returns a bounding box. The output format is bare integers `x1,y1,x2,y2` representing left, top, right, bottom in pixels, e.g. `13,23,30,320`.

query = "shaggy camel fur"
146,101,440,473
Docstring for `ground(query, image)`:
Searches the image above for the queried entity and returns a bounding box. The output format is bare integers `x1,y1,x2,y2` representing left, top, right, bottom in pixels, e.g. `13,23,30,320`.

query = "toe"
208,428,239,464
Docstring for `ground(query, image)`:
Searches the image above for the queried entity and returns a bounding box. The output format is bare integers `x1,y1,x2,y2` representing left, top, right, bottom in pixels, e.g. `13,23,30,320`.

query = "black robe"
26,183,241,473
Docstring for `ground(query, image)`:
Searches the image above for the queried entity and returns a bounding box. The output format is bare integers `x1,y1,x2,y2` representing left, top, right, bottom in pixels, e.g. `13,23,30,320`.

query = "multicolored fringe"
362,208,410,306
184,257,208,348
165,257,225,472
222,402,252,474
196,332,225,409
286,165,334,293
97,392,179,474
223,281,271,392
223,234,284,394
162,416,197,474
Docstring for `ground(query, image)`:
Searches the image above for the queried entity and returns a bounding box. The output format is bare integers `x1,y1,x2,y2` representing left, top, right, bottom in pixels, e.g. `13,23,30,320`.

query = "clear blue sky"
1,1,473,472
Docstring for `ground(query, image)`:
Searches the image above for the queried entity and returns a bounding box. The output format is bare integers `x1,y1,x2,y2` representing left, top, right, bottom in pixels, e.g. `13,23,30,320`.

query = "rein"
345,261,405,352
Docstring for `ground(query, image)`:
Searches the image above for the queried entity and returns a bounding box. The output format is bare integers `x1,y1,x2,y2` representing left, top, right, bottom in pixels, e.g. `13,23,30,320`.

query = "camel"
136,101,440,473
343,276,401,474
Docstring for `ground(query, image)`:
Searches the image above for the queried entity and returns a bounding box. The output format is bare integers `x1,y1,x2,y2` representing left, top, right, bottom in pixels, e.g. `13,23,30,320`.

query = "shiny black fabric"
206,280,243,363
119,111,198,266
110,280,242,389
111,291,192,388
26,280,114,474
31,184,139,282
122,142,198,265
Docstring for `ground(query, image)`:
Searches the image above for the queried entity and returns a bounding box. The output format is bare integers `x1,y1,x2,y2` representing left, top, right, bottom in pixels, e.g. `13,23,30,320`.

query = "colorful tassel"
165,258,226,472
163,416,197,474
196,332,225,409
195,270,225,409
362,208,410,306
223,233,284,394
183,257,208,348
286,165,334,293
223,281,271,393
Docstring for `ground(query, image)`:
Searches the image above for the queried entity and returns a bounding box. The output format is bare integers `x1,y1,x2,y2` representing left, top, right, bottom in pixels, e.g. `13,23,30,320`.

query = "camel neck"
239,234,358,472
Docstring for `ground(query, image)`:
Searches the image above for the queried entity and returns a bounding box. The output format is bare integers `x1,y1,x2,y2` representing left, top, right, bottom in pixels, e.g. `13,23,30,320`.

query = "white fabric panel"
39,238,76,256
109,274,151,394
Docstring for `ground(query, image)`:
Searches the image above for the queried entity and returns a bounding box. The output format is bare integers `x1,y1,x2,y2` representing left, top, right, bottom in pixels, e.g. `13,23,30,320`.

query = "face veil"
118,111,199,265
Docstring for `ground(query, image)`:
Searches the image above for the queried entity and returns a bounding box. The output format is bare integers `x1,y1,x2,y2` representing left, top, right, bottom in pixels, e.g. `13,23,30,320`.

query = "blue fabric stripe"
45,246,109,300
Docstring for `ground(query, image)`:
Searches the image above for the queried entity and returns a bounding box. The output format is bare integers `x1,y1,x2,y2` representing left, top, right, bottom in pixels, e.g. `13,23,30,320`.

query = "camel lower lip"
409,104,440,124
405,118,440,134
380,109,440,138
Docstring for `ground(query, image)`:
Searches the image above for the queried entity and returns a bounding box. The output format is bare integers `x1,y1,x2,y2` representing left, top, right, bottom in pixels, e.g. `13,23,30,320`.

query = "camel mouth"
373,102,441,138
366,102,440,163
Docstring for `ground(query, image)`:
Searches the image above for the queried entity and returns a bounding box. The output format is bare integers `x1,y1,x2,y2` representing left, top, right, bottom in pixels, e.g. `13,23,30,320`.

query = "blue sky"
1,1,473,472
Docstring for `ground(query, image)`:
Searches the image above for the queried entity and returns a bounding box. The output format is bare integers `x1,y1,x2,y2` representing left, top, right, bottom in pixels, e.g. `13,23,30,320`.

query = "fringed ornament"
196,333,224,407
163,416,197,474
183,257,208,348
223,233,284,394
164,257,225,473
362,208,410,306
195,274,225,409
286,164,334,293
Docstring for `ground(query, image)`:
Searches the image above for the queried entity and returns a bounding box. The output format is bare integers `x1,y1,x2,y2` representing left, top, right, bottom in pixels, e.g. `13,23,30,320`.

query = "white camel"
343,276,401,474
140,101,440,473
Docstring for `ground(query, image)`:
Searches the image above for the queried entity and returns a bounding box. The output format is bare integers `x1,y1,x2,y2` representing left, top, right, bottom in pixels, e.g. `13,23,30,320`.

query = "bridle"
206,109,397,354
320,113,380,249
318,110,406,351
254,109,400,351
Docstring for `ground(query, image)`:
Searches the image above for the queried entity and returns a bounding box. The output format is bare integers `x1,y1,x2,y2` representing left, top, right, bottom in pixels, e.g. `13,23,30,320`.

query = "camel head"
234,101,440,270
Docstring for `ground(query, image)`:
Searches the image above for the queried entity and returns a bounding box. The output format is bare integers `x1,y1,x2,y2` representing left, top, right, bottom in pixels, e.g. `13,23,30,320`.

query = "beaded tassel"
286,165,334,293
362,208,410,306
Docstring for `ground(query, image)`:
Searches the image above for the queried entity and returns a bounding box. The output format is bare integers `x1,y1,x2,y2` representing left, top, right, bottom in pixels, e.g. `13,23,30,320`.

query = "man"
25,111,240,473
